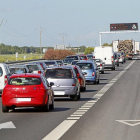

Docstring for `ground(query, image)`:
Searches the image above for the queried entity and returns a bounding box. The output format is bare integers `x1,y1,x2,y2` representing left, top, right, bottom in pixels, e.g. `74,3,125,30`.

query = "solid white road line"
42,120,77,140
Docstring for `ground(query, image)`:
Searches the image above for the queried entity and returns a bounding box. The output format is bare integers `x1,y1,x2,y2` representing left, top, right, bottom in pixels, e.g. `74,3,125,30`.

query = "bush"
44,49,75,60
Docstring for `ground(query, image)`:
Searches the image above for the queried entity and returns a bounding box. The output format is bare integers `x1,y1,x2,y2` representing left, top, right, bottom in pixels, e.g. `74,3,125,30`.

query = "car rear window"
71,61,78,65
0,67,3,77
45,69,73,78
44,62,55,66
76,63,93,69
66,56,78,60
26,65,39,71
8,77,41,85
95,59,101,62
79,56,87,59
63,59,74,64
10,68,26,74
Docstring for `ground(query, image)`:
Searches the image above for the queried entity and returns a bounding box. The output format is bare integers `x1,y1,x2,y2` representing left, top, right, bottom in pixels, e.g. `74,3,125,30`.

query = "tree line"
0,43,53,54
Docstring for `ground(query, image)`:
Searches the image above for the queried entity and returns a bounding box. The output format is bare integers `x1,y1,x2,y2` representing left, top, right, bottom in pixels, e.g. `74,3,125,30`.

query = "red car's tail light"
92,72,95,76
4,75,8,84
38,71,41,74
100,64,102,66
72,84,75,86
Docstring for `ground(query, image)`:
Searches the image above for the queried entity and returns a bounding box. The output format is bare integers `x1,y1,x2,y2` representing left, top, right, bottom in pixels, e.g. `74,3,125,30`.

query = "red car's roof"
10,73,41,78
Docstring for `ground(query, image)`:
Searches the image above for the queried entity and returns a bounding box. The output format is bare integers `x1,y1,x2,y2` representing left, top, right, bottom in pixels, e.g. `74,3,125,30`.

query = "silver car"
93,59,105,74
45,66,80,101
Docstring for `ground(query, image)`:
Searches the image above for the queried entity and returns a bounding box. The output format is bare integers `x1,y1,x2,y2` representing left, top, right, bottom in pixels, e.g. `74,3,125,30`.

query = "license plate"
54,91,65,95
17,98,31,101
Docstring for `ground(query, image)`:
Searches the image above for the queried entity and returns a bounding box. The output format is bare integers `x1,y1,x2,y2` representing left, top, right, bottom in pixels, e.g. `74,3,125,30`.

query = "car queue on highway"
0,48,128,113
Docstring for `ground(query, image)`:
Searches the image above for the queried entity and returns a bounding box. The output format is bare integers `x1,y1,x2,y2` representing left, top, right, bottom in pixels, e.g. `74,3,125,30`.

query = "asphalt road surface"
0,56,140,140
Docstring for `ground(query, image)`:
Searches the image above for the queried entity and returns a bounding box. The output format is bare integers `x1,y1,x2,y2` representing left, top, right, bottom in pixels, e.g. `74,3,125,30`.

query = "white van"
93,46,115,70
0,63,11,94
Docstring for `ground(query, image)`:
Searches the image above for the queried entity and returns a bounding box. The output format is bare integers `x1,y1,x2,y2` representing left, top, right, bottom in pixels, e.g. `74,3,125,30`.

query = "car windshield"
76,63,92,69
45,69,73,78
8,77,41,85
66,56,78,60
26,65,39,71
10,68,26,74
63,59,74,64
44,62,55,66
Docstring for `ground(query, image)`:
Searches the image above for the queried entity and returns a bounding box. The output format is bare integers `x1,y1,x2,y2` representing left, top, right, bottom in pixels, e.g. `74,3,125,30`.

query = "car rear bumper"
85,76,96,82
52,87,77,96
104,64,114,69
2,96,47,107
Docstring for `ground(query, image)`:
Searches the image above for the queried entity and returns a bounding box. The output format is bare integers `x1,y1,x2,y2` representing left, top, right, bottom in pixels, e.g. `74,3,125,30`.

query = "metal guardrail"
5,58,45,65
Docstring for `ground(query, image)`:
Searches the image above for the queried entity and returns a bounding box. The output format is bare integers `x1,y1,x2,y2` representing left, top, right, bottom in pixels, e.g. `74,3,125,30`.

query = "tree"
84,47,94,55
102,43,112,46
44,49,75,60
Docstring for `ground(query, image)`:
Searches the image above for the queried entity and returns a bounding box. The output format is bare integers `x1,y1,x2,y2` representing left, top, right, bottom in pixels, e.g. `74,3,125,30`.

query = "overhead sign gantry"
99,23,139,46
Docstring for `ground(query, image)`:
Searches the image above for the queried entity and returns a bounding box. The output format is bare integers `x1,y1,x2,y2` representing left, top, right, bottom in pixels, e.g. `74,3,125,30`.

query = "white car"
0,63,11,94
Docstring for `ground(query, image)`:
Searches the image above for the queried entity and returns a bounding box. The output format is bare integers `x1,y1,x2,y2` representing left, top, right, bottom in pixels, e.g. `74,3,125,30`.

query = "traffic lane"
0,61,130,140
41,61,132,139
60,59,140,140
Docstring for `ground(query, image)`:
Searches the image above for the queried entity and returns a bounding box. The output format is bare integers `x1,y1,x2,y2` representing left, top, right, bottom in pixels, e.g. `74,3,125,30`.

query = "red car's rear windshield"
45,69,73,79
8,77,41,85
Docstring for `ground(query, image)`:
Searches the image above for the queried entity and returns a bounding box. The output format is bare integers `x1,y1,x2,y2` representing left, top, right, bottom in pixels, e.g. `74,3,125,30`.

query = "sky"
0,0,140,48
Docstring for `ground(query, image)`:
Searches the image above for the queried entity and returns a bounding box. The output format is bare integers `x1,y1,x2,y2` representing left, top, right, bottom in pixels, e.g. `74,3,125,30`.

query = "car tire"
49,97,54,110
112,67,115,70
70,90,78,101
2,104,9,113
101,71,104,74
117,64,119,67
84,84,86,91
93,80,97,85
43,99,49,112
97,79,100,84
80,87,84,92
122,62,123,64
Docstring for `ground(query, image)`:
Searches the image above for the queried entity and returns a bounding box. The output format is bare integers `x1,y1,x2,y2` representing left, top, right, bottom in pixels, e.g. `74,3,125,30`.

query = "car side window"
0,67,3,77
5,65,10,75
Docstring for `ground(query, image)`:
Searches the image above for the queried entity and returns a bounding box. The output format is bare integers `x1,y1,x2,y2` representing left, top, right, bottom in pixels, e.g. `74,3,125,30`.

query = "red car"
71,65,86,92
2,73,54,112
79,55,88,60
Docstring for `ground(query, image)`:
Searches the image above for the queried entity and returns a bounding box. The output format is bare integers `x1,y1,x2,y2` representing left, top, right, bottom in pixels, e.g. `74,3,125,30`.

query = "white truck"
93,46,115,70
